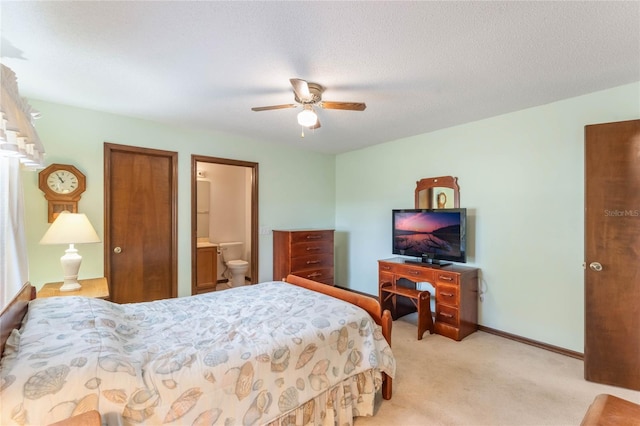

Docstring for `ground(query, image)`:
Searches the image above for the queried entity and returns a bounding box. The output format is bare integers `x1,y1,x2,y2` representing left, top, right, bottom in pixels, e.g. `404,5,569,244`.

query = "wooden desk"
37,277,109,299
379,258,479,341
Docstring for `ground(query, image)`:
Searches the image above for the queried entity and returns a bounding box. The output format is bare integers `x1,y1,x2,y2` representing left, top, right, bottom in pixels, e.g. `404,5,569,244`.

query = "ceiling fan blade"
320,101,366,111
251,104,297,112
290,78,312,102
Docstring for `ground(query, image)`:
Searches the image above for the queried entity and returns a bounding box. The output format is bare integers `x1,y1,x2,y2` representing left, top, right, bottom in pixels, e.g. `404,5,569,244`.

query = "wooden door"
584,119,640,390
104,143,177,303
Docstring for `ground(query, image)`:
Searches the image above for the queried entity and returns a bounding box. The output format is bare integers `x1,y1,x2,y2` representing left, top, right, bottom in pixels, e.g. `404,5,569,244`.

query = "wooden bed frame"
284,274,394,399
0,281,35,355
0,276,393,400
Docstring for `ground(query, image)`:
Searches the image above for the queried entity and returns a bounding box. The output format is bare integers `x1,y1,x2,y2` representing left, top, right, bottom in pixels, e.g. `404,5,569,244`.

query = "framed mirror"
415,176,460,209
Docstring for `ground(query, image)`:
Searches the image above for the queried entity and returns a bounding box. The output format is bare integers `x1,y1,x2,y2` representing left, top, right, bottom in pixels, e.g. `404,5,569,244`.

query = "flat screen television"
392,208,467,266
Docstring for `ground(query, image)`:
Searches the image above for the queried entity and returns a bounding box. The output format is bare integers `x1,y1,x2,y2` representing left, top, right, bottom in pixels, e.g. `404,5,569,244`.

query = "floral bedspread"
0,281,395,425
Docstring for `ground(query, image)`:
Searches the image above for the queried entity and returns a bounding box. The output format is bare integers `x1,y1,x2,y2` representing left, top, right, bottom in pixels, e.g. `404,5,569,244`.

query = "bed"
0,275,394,425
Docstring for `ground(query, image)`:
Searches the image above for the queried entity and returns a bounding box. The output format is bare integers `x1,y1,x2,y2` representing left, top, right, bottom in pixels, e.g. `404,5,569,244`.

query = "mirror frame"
415,176,460,209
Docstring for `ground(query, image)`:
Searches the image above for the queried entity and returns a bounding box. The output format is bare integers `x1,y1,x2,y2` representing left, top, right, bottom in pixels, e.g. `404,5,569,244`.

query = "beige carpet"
356,313,640,426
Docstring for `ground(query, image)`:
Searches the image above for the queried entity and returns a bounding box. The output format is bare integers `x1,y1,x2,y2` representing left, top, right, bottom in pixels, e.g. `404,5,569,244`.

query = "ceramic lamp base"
59,244,83,292
59,281,82,292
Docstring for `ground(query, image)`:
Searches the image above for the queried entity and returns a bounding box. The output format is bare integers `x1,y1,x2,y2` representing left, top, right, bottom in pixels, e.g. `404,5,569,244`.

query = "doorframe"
191,155,258,293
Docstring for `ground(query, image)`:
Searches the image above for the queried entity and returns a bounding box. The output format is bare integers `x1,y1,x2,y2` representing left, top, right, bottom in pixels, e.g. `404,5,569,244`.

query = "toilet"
218,242,249,287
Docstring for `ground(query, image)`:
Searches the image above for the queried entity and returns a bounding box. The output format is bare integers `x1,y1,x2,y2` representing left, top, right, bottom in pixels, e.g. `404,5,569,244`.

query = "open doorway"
191,155,258,294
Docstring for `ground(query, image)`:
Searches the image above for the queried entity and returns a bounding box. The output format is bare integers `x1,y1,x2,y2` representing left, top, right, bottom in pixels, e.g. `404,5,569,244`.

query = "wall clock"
38,163,87,222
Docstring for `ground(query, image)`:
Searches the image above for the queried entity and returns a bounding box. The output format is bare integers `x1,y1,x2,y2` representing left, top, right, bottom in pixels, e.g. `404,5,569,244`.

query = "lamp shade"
40,212,100,245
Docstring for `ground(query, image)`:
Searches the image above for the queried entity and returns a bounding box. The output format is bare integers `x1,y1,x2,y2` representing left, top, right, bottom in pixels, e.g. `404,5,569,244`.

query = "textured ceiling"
1,1,639,154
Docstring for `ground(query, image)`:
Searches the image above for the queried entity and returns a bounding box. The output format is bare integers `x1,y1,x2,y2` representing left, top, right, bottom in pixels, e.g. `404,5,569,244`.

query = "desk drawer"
436,283,459,307
379,262,434,282
436,271,459,285
436,304,459,327
378,262,395,274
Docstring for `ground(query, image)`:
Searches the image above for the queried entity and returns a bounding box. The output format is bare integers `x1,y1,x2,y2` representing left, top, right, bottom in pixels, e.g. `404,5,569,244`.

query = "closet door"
584,119,640,390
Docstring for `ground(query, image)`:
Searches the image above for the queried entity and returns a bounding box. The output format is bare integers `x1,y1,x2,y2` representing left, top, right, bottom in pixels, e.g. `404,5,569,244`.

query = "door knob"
113,247,122,254
589,262,603,272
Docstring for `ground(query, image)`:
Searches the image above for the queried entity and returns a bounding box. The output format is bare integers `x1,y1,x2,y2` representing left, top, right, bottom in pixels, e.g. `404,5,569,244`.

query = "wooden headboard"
0,282,35,356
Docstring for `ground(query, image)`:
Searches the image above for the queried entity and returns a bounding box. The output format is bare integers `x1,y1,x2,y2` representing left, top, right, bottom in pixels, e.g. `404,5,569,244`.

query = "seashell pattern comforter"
0,281,396,425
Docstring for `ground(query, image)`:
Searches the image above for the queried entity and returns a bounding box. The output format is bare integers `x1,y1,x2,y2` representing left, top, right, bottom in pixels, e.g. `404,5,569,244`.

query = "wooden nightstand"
37,277,109,300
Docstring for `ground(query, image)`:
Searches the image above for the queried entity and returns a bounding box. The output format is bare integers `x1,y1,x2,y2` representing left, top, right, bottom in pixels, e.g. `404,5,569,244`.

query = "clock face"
46,170,79,194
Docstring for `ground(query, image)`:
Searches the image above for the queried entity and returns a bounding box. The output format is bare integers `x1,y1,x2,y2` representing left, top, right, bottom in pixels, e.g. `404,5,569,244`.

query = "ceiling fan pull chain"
301,126,305,138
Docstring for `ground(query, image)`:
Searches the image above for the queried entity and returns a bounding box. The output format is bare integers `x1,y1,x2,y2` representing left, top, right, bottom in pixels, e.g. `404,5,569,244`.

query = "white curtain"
0,64,44,309
0,156,29,309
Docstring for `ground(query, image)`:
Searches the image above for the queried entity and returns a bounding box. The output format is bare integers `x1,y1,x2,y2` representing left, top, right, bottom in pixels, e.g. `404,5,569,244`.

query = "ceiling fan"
251,78,366,135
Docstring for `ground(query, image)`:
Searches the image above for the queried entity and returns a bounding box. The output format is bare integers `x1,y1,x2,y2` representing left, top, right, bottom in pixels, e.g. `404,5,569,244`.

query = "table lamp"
39,211,101,291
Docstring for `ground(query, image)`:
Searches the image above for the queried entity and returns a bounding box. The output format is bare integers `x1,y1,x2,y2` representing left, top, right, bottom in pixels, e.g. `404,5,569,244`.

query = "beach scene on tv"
393,211,462,257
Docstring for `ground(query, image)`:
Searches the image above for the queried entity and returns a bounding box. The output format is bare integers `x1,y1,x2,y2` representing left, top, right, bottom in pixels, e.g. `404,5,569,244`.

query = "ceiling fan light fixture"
297,107,317,127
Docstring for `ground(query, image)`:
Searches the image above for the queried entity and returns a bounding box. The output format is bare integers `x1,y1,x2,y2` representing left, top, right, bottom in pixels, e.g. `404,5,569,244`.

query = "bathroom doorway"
191,155,258,294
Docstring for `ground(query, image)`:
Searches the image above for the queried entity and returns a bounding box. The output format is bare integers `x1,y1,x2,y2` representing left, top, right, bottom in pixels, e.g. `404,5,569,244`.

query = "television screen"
392,208,466,264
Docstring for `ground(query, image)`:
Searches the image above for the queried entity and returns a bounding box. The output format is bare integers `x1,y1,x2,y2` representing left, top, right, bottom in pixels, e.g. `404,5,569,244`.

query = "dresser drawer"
290,230,334,244
436,283,459,307
290,253,333,272
291,268,334,285
436,304,459,327
291,240,333,257
436,271,459,285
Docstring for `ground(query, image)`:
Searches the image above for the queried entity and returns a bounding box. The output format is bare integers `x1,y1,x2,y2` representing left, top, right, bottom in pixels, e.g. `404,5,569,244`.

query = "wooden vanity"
195,244,217,294
378,257,479,341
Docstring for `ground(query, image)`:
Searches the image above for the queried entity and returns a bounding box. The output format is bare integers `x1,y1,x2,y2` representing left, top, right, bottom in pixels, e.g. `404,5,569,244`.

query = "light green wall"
335,81,640,352
22,82,639,352
23,101,336,297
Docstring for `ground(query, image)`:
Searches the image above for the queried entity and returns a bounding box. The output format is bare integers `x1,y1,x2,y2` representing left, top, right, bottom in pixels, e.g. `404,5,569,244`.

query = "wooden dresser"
378,258,479,341
273,229,334,285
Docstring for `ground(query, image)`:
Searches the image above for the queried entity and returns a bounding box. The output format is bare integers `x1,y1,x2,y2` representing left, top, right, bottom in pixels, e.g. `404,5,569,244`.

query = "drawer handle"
441,292,454,297
307,272,322,278
439,275,453,281
410,271,419,275
306,235,322,239
439,312,454,318
306,247,321,251
306,260,320,265
381,266,391,271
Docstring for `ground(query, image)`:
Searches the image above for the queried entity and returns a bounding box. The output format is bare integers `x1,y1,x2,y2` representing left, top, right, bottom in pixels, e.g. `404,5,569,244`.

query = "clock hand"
57,173,65,183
